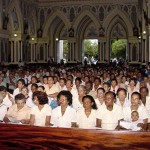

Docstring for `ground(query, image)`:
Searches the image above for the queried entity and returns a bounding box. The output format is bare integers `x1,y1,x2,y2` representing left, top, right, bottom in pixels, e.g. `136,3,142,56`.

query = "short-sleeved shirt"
51,106,77,128
30,104,51,126
6,104,31,121
77,108,97,129
96,104,124,130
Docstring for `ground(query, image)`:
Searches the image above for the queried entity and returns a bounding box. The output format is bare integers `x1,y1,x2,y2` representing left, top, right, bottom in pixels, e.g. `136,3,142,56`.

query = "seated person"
0,86,14,108
123,92,148,131
13,79,25,97
120,111,143,131
0,94,7,121
3,93,31,124
76,95,97,129
30,91,51,127
21,86,35,108
51,90,76,128
96,91,124,130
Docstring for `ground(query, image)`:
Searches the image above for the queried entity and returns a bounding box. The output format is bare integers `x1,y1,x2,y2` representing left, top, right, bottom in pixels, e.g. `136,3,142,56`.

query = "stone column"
14,41,17,62
68,39,76,62
11,41,14,62
20,41,23,61
34,43,37,61
98,39,106,63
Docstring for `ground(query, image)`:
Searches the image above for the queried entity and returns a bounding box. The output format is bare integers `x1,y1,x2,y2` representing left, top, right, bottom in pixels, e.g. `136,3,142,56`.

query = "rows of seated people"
0,64,149,131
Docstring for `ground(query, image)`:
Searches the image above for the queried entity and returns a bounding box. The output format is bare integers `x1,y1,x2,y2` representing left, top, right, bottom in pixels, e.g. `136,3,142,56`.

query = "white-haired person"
3,93,31,124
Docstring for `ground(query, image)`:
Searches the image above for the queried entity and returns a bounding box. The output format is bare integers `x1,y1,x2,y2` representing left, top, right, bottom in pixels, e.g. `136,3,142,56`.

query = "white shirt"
77,109,97,129
145,96,150,122
3,93,14,108
51,106,77,128
26,97,35,108
30,104,51,126
92,85,102,92
72,97,83,111
95,98,105,109
13,88,20,97
0,102,7,120
123,105,148,122
110,86,119,94
96,104,124,130
58,85,67,91
70,88,78,100
115,98,131,109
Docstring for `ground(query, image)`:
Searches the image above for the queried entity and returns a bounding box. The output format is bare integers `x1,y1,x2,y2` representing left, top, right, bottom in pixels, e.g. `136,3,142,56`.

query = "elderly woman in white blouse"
76,95,97,129
73,85,86,111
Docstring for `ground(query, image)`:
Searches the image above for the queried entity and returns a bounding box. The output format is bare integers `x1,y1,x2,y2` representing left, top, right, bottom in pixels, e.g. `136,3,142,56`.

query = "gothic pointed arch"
7,0,23,32
106,15,128,39
43,10,70,37
103,8,133,37
73,10,99,31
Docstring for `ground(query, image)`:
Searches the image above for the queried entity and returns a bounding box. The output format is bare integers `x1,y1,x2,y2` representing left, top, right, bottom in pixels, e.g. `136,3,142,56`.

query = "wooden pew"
0,123,150,149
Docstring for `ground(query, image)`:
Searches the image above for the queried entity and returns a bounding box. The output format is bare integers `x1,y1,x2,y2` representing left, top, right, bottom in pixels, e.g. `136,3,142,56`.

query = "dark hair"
66,79,73,85
139,87,149,93
116,88,127,96
129,78,137,85
57,90,72,106
33,91,48,105
31,76,38,81
17,79,25,85
97,87,105,93
131,110,139,115
82,95,97,110
111,79,118,84
21,86,29,92
103,82,110,87
43,76,48,79
15,93,25,102
75,77,82,83
38,85,45,91
0,86,7,92
31,83,38,89
94,77,101,84
59,78,66,83
48,76,54,80
105,91,116,102
131,92,141,100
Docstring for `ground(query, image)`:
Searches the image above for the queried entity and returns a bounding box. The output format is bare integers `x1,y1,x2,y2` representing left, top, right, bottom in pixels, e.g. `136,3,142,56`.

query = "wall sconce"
31,38,35,41
14,34,17,37
143,31,146,34
56,38,58,41
138,36,141,39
